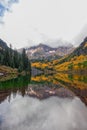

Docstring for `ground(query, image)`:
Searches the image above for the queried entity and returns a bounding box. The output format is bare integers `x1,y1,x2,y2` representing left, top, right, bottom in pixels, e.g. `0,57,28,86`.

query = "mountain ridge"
53,37,87,72
0,39,8,50
72,37,87,56
18,43,74,60
31,37,87,72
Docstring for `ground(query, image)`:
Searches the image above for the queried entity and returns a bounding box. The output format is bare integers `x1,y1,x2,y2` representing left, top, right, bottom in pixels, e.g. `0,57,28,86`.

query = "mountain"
56,45,74,56
71,37,87,56
28,43,54,52
32,37,87,72
18,43,74,61
0,39,8,50
54,37,87,72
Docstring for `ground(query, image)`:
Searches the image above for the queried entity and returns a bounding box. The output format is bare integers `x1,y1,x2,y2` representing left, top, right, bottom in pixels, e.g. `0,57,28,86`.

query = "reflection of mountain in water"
31,73,87,105
0,73,87,106
26,84,75,99
0,82,75,104
54,73,87,106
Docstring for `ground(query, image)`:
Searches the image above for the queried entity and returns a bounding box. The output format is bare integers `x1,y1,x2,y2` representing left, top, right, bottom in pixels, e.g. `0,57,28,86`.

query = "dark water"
0,73,87,130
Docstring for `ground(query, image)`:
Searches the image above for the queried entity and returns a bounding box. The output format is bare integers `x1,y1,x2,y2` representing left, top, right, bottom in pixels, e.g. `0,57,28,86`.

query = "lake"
0,73,87,130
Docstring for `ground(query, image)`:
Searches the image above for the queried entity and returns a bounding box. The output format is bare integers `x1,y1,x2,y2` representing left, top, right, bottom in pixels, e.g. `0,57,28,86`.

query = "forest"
0,42,31,73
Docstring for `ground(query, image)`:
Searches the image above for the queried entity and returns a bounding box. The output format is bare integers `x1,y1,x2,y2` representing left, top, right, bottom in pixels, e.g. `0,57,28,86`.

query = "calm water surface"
0,74,87,130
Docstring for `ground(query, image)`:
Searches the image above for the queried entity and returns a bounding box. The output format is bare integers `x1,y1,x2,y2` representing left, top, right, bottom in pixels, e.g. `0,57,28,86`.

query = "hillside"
54,37,87,72
0,39,31,74
71,37,87,56
31,37,87,73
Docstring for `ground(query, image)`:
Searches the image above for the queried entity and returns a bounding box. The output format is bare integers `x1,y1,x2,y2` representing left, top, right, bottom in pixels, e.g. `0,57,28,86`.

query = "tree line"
0,45,31,72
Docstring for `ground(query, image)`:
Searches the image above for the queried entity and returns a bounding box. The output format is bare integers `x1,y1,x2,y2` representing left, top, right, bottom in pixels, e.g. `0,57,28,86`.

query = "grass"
0,65,18,74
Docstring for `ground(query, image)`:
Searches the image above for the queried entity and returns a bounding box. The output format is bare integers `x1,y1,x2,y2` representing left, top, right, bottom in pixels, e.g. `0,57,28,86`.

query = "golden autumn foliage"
32,62,48,69
54,73,87,90
31,61,54,70
31,52,87,73
54,55,87,71
31,73,87,90
32,75,48,82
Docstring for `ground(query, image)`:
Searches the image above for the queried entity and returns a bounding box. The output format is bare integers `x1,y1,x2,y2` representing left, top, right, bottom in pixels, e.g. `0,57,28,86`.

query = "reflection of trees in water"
68,74,87,83
53,73,87,106
0,75,31,104
0,73,87,106
31,73,87,105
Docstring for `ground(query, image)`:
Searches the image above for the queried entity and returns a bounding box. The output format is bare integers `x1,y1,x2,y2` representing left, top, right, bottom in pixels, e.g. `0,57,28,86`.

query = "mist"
73,25,87,47
0,96,87,130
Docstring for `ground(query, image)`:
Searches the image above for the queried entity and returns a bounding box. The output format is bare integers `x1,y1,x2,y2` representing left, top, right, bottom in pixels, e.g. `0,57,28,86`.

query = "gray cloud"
0,0,19,23
0,96,87,130
73,24,87,46
0,0,87,48
29,28,72,48
43,39,72,48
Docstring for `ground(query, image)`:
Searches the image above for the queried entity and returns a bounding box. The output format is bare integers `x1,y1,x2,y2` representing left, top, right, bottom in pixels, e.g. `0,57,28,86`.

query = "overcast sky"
0,0,87,48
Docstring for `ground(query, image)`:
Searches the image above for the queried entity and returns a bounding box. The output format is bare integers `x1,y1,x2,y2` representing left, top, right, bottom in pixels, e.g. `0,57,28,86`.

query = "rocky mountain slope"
54,37,87,72
18,43,74,60
32,37,87,72
71,37,87,56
